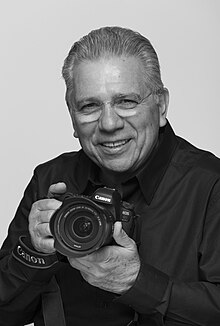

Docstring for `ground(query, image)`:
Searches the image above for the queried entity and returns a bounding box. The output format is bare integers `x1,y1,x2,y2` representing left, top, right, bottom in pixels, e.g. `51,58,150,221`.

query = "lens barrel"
50,196,114,257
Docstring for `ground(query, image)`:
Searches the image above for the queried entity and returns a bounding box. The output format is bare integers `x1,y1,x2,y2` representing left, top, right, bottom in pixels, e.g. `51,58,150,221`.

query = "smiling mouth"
101,139,130,148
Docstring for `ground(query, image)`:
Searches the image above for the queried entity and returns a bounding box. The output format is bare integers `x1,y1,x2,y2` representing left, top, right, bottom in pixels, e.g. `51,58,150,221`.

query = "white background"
0,0,220,250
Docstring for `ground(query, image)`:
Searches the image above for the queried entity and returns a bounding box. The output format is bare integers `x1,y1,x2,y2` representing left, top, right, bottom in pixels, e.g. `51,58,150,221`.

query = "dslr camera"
50,187,136,257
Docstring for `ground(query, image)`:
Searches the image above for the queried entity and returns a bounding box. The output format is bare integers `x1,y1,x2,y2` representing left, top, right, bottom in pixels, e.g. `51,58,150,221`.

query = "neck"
99,169,132,187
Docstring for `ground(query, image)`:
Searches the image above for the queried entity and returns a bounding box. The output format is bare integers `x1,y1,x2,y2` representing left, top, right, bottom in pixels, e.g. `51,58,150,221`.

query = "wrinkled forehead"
70,55,147,101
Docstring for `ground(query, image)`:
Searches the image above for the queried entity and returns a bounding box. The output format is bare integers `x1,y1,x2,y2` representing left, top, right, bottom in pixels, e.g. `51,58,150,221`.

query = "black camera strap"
41,277,139,326
42,276,66,326
126,311,139,326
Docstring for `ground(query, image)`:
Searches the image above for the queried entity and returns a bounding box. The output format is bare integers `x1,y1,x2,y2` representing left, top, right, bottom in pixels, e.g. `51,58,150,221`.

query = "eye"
79,102,101,113
116,98,138,109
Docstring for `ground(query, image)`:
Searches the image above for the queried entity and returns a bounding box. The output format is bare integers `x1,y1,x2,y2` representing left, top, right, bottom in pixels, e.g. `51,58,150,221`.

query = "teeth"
102,139,129,148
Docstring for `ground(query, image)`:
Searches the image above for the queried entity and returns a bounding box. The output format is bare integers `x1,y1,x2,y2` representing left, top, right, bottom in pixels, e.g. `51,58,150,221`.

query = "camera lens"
73,216,93,238
63,208,100,245
50,197,114,257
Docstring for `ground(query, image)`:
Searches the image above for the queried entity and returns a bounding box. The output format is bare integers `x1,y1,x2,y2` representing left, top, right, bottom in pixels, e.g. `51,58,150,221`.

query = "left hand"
68,221,140,294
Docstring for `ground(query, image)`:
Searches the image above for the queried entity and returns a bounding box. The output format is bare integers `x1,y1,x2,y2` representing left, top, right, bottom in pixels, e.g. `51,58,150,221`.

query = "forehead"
71,56,146,100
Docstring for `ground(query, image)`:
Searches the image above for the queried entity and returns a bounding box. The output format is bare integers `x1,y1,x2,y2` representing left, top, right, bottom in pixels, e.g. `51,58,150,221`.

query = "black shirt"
1,122,220,326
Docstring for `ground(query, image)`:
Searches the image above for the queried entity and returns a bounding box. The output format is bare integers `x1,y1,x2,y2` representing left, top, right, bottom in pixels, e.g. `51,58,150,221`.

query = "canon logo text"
17,245,46,265
95,194,111,203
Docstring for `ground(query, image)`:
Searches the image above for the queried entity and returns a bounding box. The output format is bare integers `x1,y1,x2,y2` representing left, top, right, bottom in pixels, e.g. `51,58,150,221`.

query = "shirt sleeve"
0,172,62,325
117,184,220,325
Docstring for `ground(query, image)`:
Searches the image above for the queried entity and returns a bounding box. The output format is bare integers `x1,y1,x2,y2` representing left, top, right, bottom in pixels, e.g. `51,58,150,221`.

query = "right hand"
28,182,67,254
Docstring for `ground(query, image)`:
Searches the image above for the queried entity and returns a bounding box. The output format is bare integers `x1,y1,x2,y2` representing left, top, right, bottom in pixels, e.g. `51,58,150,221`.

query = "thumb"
113,221,136,250
47,182,67,198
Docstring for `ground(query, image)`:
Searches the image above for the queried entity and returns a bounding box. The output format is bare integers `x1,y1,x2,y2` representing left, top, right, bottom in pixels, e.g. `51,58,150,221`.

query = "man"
1,26,220,326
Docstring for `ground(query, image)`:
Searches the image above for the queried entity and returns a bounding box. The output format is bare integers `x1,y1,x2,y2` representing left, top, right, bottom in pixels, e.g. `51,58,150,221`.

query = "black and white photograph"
0,1,220,325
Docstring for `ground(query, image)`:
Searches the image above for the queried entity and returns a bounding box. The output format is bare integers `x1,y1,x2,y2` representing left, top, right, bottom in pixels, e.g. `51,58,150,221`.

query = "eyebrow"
112,93,142,101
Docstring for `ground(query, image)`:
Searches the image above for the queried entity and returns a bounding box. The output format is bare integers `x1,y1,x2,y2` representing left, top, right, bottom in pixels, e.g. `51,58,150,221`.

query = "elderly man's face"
69,56,168,174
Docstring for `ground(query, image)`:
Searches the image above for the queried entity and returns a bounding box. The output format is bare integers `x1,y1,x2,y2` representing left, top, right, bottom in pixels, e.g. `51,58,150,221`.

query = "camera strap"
42,276,66,326
41,277,139,326
126,311,139,326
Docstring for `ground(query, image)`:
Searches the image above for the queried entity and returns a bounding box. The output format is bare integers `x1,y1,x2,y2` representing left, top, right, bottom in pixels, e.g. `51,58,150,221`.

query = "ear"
158,88,169,127
73,129,79,138
65,90,79,138
71,115,79,139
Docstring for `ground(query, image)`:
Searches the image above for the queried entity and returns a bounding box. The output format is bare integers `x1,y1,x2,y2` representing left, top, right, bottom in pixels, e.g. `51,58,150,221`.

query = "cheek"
72,115,91,138
73,120,96,150
135,109,160,148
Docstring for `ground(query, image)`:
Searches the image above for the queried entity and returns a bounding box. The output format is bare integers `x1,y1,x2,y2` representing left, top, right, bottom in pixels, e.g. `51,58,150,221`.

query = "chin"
102,162,132,173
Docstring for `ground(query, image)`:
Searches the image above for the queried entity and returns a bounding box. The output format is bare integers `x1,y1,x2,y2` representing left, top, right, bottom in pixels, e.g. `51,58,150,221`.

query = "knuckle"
46,223,50,235
92,267,106,279
31,200,40,210
35,227,42,238
31,202,37,210
37,238,50,253
129,238,136,247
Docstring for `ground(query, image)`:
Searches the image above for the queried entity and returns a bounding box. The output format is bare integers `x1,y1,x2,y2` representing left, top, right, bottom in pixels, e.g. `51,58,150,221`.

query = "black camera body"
50,187,136,257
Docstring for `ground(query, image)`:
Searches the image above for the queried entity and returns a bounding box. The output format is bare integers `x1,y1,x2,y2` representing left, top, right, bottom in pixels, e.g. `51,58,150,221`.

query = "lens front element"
73,216,93,238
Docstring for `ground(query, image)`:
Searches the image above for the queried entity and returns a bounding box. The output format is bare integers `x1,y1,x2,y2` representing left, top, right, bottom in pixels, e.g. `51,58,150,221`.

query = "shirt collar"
137,121,178,204
74,150,94,194
75,121,178,204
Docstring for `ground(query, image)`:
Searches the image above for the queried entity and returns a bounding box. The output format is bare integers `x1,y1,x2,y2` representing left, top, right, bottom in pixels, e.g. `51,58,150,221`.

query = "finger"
68,257,93,272
37,237,55,254
113,221,136,250
36,223,52,237
47,182,67,198
33,198,62,212
31,209,56,224
76,247,111,263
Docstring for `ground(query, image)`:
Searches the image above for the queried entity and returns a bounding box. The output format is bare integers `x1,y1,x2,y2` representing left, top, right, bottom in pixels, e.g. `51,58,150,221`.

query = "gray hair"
62,26,164,95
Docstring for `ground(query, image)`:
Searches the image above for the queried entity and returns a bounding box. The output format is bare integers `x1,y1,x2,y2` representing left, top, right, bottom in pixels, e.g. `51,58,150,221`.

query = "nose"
98,103,124,132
